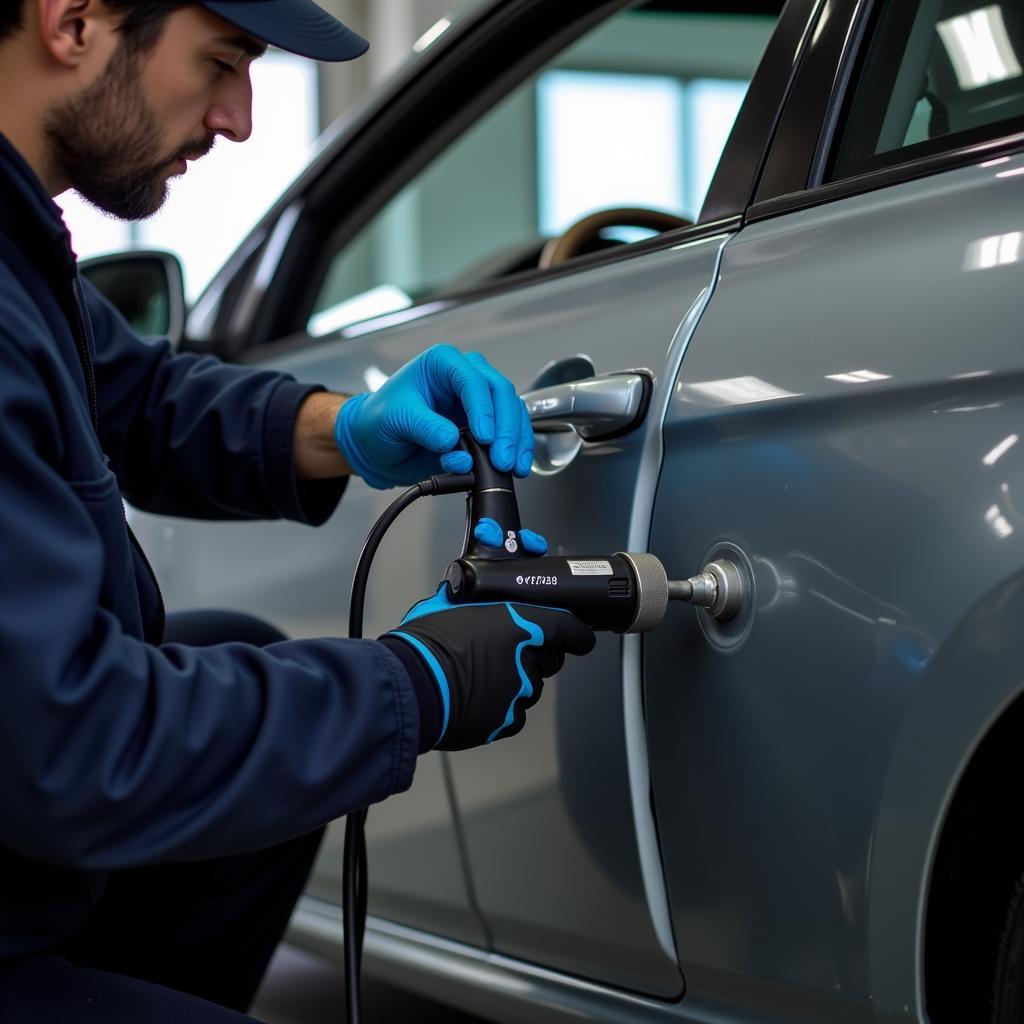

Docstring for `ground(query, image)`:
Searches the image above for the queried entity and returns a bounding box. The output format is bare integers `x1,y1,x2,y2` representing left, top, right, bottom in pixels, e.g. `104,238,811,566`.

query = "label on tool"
567,559,614,576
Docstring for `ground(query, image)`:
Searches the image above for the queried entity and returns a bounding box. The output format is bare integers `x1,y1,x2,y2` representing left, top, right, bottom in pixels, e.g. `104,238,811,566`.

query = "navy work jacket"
0,136,420,959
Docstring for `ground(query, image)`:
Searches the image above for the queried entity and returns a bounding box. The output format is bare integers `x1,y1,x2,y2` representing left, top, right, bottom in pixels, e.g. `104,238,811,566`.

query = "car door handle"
521,371,652,442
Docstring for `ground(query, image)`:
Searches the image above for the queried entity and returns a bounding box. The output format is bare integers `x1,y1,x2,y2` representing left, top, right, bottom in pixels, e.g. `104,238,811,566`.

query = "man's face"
44,6,265,221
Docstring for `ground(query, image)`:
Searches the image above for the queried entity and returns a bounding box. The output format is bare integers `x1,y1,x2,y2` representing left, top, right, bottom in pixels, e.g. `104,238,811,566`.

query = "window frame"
748,0,1024,223
199,0,810,359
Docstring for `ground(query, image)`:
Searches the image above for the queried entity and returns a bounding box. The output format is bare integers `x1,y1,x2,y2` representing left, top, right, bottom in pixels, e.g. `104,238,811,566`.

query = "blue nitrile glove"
334,345,534,489
379,585,595,751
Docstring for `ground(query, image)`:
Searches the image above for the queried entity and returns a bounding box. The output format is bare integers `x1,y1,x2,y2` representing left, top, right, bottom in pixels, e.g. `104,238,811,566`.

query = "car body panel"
645,154,1024,1019
134,233,742,995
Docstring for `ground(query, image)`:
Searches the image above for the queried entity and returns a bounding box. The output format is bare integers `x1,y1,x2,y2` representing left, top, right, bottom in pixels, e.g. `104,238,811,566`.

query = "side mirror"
80,250,186,348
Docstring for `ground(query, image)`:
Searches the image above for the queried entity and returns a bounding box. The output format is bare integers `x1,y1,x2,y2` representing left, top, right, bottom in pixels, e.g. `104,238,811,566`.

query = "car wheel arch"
864,571,1024,1017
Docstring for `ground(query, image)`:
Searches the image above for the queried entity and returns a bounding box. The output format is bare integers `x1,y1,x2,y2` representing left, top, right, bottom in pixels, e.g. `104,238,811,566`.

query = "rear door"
643,0,1024,1017
133,0,796,995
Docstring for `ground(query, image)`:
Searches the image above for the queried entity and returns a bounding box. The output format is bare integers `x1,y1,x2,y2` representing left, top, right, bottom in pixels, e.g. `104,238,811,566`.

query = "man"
0,1,596,1020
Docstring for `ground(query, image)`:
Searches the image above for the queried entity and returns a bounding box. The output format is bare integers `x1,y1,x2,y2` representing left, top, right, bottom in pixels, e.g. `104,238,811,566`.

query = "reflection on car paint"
964,230,1023,270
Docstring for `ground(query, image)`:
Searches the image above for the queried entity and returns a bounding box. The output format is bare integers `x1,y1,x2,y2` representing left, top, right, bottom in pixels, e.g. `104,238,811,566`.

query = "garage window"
829,0,1024,181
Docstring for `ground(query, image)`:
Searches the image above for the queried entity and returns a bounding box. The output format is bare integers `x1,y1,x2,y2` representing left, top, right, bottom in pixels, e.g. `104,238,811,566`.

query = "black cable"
342,807,366,1023
343,472,474,1024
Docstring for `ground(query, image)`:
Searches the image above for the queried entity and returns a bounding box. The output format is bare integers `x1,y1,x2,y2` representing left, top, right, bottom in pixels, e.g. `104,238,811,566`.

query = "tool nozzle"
671,573,719,608
668,561,744,621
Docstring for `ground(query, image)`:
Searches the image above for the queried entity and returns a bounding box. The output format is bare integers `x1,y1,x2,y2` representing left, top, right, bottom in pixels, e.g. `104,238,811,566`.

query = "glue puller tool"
446,429,745,628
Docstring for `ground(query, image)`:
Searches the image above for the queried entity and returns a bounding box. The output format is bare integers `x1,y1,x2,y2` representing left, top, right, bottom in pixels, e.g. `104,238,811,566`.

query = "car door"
130,0,801,996
642,0,1024,1019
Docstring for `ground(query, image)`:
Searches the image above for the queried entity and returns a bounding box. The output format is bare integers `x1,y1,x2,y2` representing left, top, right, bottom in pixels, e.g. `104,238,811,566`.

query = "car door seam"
623,232,733,965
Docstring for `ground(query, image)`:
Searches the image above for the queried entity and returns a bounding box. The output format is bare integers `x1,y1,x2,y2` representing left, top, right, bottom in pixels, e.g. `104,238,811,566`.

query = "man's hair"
0,1,193,53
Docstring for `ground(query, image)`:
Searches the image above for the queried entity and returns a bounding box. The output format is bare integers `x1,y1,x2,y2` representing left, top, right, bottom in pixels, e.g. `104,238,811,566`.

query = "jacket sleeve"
0,310,420,870
83,279,344,523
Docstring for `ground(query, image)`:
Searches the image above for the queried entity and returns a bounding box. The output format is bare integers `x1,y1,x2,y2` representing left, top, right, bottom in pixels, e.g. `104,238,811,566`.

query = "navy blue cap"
199,0,369,62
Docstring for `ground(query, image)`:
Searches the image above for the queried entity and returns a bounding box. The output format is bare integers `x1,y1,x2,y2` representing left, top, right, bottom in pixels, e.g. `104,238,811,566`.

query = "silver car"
89,0,1024,1020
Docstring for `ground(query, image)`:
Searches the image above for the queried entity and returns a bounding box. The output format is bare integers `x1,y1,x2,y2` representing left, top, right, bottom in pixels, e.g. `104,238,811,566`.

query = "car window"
829,0,1024,181
306,3,778,338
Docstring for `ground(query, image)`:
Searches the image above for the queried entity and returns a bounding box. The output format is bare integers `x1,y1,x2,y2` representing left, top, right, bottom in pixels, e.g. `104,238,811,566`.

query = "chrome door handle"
521,371,652,442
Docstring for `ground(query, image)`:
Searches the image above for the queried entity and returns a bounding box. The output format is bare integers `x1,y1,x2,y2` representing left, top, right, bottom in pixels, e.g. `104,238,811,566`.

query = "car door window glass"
829,0,1024,181
307,4,777,338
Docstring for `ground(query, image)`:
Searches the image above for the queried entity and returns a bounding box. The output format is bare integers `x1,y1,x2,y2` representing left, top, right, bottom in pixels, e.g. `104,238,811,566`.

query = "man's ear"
36,0,110,68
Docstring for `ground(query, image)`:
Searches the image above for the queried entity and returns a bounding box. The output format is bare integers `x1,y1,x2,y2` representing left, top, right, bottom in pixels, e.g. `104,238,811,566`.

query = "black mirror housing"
80,250,186,348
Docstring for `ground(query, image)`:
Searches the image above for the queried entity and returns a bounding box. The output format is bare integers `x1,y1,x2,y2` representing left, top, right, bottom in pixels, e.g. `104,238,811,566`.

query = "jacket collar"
0,131,78,278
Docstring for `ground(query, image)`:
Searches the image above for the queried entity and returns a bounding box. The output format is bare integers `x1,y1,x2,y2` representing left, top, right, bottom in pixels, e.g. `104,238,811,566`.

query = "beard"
43,42,215,221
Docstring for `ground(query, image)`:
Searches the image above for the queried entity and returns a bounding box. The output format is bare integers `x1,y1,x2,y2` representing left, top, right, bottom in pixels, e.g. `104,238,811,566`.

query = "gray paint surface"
645,154,1024,1020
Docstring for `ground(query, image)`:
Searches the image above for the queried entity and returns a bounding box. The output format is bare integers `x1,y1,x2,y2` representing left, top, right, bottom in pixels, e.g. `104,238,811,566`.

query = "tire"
992,874,1024,1022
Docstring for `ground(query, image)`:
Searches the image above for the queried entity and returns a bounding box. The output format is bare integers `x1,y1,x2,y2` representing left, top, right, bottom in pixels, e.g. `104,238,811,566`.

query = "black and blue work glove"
334,345,534,488
379,586,596,751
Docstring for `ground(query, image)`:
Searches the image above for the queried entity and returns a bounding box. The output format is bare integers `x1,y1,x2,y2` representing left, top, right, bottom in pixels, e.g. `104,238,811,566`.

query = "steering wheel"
539,207,693,269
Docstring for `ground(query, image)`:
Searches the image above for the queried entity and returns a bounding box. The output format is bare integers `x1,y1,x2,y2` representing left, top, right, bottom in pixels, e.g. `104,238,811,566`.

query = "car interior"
831,0,1024,178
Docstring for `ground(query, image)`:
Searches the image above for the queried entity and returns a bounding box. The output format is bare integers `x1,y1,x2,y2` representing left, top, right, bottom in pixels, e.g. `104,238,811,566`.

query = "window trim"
700,0,823,221
749,0,1024,222
748,128,1024,222
751,0,867,204
806,0,879,187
